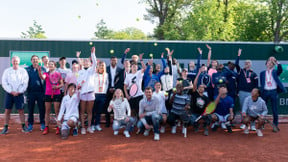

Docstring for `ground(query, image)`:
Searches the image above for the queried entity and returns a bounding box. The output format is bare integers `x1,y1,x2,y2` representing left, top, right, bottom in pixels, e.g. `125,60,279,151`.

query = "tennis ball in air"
149,53,153,57
136,18,140,21
89,42,93,46
219,79,223,83
110,49,114,54
154,42,158,46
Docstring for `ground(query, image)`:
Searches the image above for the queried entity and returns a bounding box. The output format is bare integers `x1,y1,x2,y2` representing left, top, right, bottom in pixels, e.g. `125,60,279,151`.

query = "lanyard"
98,73,105,92
265,70,272,82
243,69,251,78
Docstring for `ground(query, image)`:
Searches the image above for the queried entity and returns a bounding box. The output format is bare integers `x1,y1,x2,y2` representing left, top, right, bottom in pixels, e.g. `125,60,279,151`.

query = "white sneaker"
123,130,130,138
81,128,86,135
182,126,186,134
143,129,151,136
240,124,246,129
256,129,263,137
160,126,165,133
87,127,94,133
154,133,160,141
182,127,187,138
250,124,256,131
177,121,181,127
114,131,119,135
244,127,249,134
171,126,177,134
95,125,102,131
221,122,227,129
91,125,96,131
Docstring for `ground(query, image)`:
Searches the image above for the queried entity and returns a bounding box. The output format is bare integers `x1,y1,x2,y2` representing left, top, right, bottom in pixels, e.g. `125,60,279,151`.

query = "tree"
182,0,236,41
232,1,271,41
110,27,147,40
94,19,114,39
21,20,47,39
141,0,193,40
264,0,288,42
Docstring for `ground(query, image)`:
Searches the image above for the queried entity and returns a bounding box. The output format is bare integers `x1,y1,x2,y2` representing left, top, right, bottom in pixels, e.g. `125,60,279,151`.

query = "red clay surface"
0,123,288,162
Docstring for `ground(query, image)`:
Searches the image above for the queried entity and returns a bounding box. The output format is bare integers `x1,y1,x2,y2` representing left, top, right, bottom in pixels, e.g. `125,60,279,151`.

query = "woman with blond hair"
91,60,109,132
108,89,135,138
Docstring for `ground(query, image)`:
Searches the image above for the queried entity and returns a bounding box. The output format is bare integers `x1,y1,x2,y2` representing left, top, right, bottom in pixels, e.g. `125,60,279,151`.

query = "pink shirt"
44,72,62,95
208,68,217,77
65,72,79,85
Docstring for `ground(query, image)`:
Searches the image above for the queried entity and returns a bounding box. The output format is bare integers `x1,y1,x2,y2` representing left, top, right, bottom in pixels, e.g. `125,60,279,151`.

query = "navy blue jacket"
260,64,287,94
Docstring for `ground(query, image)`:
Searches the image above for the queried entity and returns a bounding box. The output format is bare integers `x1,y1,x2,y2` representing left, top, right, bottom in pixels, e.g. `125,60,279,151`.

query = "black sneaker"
227,126,232,133
0,127,8,135
212,125,219,132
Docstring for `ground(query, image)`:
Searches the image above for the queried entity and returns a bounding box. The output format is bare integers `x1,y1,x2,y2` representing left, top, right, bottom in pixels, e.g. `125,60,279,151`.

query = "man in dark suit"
260,57,287,132
105,56,123,127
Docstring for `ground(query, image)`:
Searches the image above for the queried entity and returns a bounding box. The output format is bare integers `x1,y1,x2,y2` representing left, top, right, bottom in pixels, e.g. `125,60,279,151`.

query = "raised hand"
139,53,144,60
161,52,164,58
91,47,96,53
238,48,242,56
206,44,212,50
197,48,202,55
76,51,81,58
124,48,130,54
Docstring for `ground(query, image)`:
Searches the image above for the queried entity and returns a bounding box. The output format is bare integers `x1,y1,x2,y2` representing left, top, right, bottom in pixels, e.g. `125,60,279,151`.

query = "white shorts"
62,116,78,130
214,113,231,122
80,92,95,101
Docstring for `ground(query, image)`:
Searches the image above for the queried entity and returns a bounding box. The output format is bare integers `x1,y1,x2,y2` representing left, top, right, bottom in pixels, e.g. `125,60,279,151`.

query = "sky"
0,0,156,39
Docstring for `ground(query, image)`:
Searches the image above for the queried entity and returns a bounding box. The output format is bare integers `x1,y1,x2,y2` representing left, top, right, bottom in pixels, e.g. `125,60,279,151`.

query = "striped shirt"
171,93,190,115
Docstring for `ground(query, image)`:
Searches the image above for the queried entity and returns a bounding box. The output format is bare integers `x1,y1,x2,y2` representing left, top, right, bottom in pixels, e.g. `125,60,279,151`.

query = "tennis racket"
49,72,61,99
129,76,138,97
247,109,279,132
195,102,216,122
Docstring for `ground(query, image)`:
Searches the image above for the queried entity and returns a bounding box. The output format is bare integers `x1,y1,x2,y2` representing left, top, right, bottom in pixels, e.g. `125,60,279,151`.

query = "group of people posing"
1,45,286,141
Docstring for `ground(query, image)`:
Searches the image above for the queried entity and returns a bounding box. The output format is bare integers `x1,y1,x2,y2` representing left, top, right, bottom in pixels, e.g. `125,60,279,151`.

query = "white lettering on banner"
279,98,288,106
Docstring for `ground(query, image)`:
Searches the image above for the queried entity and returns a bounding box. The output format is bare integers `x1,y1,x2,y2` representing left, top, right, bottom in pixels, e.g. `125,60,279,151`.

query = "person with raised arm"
211,86,234,133
235,49,258,130
124,53,146,118
37,60,64,135
91,59,109,132
259,57,287,132
77,47,97,134
189,66,211,136
1,56,29,134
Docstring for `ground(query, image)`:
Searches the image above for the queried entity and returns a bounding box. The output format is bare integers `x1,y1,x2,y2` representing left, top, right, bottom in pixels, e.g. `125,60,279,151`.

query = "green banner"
10,51,50,67
280,64,288,83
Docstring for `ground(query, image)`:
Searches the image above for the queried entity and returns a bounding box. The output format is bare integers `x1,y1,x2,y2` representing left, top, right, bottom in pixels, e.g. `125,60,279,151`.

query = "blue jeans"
113,117,135,131
239,91,251,111
27,92,45,125
93,94,106,125
262,90,278,126
137,113,161,134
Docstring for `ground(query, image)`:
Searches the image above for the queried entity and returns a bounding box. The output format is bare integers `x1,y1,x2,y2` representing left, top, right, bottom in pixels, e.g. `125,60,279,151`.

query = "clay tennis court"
1,121,287,161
